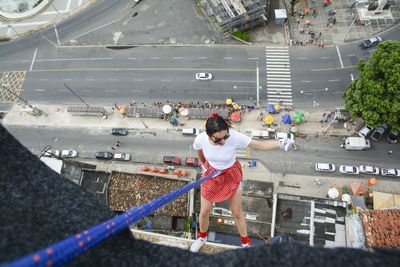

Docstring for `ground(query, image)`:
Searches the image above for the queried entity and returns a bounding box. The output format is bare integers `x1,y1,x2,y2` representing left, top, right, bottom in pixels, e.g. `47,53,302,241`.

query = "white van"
182,128,200,136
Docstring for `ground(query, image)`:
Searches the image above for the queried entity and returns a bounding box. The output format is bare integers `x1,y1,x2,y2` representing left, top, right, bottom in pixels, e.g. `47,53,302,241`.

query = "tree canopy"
343,40,400,132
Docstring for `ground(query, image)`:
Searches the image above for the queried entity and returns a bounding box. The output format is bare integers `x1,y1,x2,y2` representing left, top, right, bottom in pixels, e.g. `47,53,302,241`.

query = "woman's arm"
197,149,206,165
248,139,280,151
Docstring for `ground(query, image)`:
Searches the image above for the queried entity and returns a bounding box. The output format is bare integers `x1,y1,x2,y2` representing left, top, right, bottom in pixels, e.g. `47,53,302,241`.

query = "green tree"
343,40,400,132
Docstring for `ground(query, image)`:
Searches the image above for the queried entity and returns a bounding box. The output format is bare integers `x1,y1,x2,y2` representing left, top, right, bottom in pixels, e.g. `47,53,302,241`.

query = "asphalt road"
4,125,399,178
0,44,375,108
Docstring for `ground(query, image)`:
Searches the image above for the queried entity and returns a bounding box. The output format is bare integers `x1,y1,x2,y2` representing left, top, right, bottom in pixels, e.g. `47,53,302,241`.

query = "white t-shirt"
193,129,251,170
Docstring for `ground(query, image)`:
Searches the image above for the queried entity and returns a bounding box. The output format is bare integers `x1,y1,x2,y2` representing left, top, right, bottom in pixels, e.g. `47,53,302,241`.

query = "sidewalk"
1,103,360,137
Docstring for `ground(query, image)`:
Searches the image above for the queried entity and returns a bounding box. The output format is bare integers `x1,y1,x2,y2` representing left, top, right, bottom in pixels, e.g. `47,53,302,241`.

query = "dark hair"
206,116,229,137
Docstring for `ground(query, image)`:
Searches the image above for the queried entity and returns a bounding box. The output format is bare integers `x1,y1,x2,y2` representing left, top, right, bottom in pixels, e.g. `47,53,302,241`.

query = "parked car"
61,149,78,158
195,72,212,80
275,132,295,141
182,128,200,136
111,128,128,136
44,149,60,157
359,165,379,175
370,123,388,141
185,157,201,167
113,153,130,161
315,163,335,172
358,125,372,138
339,165,360,175
95,152,113,160
361,36,383,48
387,131,399,144
163,156,180,165
381,168,400,177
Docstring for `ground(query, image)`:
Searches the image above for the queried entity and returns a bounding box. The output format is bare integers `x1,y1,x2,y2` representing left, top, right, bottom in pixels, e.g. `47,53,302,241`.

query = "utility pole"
64,83,89,108
0,84,41,115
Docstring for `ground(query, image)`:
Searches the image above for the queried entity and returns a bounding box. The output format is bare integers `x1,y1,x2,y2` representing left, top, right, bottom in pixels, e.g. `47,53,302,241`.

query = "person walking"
189,114,294,252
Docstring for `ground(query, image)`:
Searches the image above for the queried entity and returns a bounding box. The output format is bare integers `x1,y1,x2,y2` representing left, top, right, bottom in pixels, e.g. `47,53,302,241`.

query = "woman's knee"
200,205,212,216
231,207,243,218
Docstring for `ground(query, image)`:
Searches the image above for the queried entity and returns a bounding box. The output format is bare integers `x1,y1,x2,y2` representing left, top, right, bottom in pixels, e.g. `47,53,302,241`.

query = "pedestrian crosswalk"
265,46,292,107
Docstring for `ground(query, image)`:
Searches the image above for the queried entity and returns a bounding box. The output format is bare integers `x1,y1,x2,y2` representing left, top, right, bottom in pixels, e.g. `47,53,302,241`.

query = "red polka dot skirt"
201,160,243,203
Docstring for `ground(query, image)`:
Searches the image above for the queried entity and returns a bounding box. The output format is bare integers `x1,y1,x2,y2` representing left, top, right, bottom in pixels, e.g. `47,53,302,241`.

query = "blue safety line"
4,170,221,267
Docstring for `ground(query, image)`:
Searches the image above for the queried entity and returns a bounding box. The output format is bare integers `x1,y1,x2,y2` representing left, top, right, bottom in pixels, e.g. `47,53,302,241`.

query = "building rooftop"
274,194,347,248
108,172,189,217
359,209,400,248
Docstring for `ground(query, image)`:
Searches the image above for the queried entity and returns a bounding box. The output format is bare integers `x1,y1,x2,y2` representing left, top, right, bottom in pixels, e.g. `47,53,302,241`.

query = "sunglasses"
210,133,230,144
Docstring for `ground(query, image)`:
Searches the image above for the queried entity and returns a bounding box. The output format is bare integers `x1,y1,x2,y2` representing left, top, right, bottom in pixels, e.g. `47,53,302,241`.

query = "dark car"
370,123,388,141
361,36,383,48
95,152,113,160
185,157,201,167
111,128,128,136
387,131,399,144
163,156,180,165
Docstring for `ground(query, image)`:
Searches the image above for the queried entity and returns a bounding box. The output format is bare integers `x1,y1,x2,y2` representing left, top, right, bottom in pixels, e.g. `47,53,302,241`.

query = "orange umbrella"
179,107,185,113
368,178,377,186
118,104,127,110
230,112,241,122
233,103,239,110
305,19,311,24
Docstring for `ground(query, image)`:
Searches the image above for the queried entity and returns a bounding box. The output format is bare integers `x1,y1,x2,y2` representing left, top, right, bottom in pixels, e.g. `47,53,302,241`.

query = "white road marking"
329,79,339,82
108,79,117,81
347,54,355,57
66,0,72,10
106,90,117,93
62,78,71,81
302,80,312,83
54,25,61,45
39,78,48,81
297,57,308,60
58,89,68,92
173,57,183,59
248,58,259,60
85,79,94,81
113,31,122,44
197,57,207,59
150,57,159,60
161,79,171,82
36,58,113,62
131,90,142,93
82,90,91,92
134,79,144,81
21,60,29,62
223,57,232,59
29,48,37,71
336,46,344,68
34,89,46,91
128,57,136,59
321,57,331,59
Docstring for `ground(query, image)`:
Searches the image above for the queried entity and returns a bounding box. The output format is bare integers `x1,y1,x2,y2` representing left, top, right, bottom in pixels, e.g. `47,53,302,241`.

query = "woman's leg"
228,189,247,237
199,195,213,233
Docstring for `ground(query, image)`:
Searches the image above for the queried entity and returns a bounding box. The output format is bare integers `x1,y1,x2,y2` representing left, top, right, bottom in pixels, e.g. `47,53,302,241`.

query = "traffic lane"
20,68,257,103
4,125,197,164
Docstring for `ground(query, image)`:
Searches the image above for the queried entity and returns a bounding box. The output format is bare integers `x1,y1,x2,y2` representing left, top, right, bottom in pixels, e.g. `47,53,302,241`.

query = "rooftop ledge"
130,229,239,254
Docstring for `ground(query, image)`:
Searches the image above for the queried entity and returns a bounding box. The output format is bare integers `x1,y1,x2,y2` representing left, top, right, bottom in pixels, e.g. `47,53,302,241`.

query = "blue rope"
5,170,221,267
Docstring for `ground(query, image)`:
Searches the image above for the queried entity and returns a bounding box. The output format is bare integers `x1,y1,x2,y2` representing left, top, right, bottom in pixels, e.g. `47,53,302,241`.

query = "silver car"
359,165,379,175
